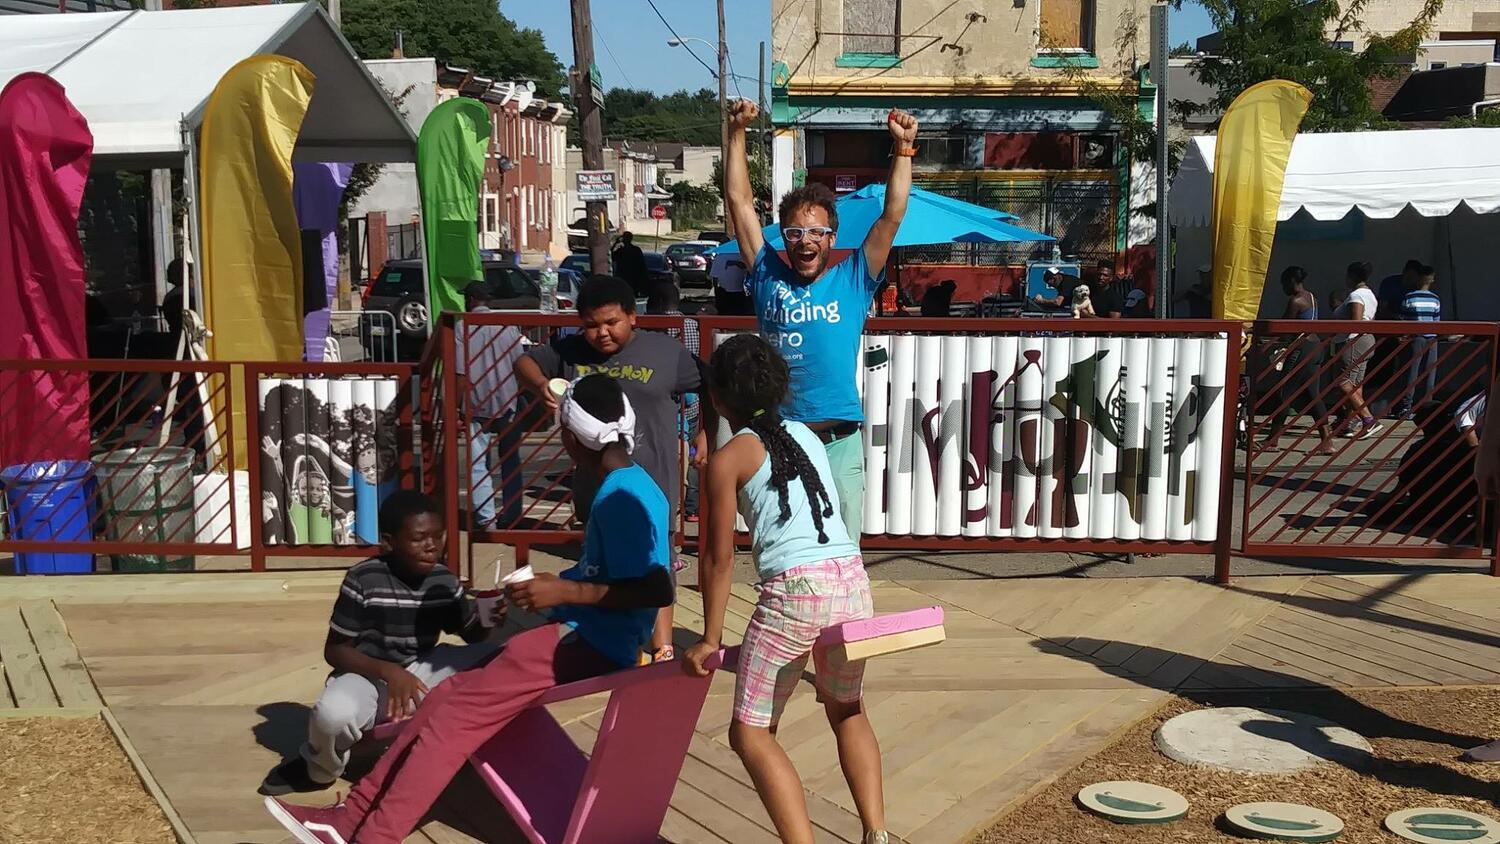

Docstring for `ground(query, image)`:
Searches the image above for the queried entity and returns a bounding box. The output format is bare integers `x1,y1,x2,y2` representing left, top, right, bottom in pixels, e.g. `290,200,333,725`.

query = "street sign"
575,170,616,201
651,204,667,220
589,62,604,108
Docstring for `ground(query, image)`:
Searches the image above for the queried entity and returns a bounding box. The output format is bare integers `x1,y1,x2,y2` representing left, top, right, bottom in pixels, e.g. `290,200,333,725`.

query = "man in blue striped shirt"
1397,265,1442,418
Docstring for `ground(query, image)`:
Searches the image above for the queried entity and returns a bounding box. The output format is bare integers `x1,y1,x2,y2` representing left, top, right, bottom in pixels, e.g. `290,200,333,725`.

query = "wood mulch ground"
0,716,175,844
979,688,1500,844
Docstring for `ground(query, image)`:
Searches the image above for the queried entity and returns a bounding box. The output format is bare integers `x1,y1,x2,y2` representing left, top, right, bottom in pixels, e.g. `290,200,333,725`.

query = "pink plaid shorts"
733,555,874,728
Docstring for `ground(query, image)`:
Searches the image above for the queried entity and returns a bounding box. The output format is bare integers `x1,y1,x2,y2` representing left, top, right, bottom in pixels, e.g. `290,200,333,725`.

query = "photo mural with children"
257,376,400,545
858,332,1229,541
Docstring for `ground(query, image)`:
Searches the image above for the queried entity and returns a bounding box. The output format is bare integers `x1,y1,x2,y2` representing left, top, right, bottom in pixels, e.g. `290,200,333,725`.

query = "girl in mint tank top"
682,334,889,844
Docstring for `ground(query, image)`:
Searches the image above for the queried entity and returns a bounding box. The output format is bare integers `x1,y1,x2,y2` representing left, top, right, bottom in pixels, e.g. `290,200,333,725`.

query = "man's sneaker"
1358,421,1384,439
258,757,334,796
263,796,353,844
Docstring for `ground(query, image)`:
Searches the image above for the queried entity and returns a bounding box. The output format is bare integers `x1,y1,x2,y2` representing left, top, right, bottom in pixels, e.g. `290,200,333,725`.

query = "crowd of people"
259,99,915,844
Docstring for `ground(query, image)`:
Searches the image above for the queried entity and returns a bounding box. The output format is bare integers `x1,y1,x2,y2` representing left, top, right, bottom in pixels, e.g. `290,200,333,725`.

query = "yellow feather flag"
1210,80,1312,322
200,55,314,468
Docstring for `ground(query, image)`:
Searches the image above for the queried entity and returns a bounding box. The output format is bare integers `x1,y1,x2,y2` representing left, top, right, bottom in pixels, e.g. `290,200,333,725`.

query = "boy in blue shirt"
722,98,918,540
265,374,673,844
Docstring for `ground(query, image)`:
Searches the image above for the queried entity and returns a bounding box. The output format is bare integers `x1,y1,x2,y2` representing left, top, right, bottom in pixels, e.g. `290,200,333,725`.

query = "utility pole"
1150,4,1171,319
718,0,733,237
570,0,610,275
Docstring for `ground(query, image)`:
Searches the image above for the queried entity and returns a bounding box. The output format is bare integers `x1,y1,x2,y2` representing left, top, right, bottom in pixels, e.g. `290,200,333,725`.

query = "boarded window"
1040,0,1093,51
845,0,900,54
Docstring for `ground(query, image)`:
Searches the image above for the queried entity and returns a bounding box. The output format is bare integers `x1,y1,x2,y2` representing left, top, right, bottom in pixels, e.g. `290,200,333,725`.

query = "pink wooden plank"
562,670,717,844
469,706,589,844
815,607,944,647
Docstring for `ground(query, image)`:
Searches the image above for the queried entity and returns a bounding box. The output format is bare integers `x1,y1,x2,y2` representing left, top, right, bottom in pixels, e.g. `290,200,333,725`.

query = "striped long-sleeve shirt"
329,557,476,666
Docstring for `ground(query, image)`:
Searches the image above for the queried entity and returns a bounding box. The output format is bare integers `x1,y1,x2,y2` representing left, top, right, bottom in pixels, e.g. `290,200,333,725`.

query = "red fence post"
439,316,463,581
242,362,267,573
1216,324,1244,584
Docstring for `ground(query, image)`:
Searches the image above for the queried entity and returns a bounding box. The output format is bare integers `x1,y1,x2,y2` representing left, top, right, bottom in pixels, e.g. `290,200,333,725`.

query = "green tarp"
416,97,491,321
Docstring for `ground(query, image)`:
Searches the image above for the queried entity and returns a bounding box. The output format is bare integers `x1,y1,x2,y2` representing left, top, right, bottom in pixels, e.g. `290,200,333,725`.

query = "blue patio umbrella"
712,184,1053,253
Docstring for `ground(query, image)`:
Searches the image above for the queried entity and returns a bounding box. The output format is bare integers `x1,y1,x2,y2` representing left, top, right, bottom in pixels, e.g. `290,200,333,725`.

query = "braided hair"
709,334,837,543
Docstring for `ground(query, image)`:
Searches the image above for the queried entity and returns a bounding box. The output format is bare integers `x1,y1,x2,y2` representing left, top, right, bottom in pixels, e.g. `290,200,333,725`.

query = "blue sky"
508,1,1215,95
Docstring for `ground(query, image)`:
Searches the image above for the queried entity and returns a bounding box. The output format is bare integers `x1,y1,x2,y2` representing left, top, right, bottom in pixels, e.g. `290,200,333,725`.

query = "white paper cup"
547,378,570,400
475,589,502,628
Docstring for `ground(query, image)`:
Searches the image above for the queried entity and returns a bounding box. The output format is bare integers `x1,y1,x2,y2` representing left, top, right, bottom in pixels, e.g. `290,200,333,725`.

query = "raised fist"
727,98,759,129
887,108,918,145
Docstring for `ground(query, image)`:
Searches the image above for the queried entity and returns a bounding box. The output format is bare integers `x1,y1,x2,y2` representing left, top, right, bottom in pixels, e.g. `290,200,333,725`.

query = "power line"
643,0,720,79
597,30,635,89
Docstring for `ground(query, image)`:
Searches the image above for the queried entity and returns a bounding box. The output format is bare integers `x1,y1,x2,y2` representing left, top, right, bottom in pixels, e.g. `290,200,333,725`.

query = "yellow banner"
1210,80,1311,322
200,55,315,467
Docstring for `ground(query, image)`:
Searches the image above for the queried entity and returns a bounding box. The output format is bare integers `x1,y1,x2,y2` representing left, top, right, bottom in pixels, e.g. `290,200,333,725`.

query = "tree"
601,88,722,146
711,151,771,213
341,0,564,97
1178,0,1442,131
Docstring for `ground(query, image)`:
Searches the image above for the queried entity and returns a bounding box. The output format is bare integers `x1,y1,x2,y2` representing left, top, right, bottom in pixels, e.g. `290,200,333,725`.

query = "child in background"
683,335,888,844
516,275,708,662
259,491,498,796
264,374,675,844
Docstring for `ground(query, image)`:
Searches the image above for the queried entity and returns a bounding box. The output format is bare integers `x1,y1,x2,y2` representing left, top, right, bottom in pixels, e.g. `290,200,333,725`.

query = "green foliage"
1444,108,1500,128
665,181,721,229
711,151,772,210
1175,0,1441,131
341,0,564,97
598,88,723,146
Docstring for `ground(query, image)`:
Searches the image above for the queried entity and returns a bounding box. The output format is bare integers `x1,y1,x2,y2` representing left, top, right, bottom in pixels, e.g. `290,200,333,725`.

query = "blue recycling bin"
1,460,95,574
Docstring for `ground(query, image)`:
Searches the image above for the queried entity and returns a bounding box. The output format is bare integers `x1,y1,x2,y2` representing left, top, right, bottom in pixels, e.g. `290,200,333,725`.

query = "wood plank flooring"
13,568,1500,844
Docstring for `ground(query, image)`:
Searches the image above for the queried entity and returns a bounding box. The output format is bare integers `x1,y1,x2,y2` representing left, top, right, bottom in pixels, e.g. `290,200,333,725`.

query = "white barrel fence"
713,325,1232,545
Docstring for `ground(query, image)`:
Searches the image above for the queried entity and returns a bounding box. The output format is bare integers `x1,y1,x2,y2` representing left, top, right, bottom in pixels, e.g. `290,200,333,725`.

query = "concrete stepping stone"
1075,781,1188,824
1385,808,1500,843
1155,707,1372,774
1223,802,1343,842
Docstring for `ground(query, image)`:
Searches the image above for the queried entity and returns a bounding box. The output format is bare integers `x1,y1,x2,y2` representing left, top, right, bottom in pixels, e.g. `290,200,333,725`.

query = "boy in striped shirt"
1397,265,1442,418
259,491,497,796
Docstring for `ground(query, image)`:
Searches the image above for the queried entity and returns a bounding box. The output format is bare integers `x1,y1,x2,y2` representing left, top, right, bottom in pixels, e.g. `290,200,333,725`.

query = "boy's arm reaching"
507,569,673,612
515,353,558,413
725,99,765,261
863,109,918,277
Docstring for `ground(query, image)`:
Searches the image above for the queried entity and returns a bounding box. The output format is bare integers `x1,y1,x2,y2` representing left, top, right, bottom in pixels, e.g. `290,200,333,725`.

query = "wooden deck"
7,569,1500,843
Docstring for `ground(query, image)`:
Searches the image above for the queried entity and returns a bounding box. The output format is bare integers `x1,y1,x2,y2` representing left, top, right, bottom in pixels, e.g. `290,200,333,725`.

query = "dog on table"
1071,284,1095,319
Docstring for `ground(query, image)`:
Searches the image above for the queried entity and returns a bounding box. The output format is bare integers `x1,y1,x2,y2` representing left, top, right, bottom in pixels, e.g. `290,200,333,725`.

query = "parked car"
663,240,718,287
522,266,586,311
696,230,730,244
643,251,679,289
560,252,611,278
361,258,539,360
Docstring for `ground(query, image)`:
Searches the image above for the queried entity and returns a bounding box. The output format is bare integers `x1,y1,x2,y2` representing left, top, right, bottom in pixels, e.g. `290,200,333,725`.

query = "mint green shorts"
824,431,865,541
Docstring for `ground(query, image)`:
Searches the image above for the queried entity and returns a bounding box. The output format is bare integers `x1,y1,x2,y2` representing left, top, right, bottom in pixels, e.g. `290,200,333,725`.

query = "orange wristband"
893,146,918,157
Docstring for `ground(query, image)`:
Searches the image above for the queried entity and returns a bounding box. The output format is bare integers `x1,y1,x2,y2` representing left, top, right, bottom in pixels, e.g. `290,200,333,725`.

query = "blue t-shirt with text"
745,245,884,423
551,464,670,666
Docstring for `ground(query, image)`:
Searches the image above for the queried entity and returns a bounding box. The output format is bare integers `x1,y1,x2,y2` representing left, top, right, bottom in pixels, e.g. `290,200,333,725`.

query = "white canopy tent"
1168,128,1500,320
0,3,417,168
0,4,419,319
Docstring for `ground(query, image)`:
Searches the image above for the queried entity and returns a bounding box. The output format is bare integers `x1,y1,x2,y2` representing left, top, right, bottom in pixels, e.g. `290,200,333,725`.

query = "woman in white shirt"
1336,261,1382,439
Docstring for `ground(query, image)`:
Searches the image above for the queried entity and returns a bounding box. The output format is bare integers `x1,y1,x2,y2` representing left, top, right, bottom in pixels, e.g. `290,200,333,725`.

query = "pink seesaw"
372,606,945,844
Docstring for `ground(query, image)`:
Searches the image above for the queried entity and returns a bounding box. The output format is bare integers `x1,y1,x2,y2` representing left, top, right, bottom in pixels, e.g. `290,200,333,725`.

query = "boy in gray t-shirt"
516,276,708,662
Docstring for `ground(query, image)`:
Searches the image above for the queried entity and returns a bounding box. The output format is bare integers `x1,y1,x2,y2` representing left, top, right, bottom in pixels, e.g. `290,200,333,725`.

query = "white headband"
558,384,636,454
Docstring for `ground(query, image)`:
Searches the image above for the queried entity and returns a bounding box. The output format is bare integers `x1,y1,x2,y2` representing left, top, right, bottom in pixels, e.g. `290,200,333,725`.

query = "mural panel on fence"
257,376,399,545
863,332,1228,541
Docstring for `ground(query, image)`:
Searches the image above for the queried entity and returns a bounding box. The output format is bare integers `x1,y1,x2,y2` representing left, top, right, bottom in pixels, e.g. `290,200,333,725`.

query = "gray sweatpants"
300,641,498,783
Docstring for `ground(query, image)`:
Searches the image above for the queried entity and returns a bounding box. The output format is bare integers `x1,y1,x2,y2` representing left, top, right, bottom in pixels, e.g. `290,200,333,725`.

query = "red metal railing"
0,358,240,568
1241,320,1498,573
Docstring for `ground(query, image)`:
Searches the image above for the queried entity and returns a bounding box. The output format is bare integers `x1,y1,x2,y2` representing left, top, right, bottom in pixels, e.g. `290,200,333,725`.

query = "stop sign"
651,205,667,220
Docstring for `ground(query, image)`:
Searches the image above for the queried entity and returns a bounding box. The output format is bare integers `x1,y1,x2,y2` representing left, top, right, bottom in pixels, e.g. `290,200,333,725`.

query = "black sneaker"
258,757,334,796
